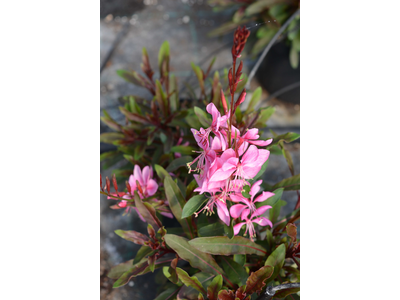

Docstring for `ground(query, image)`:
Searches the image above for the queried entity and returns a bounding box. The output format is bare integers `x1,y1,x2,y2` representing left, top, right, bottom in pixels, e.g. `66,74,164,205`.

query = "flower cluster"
187,102,274,240
108,165,173,220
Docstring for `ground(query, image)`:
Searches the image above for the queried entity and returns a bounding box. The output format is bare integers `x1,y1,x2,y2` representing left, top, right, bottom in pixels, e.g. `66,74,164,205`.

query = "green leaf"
166,156,193,172
219,256,248,286
188,236,267,256
269,199,287,224
100,132,124,144
198,222,225,237
164,176,195,239
289,45,299,69
245,0,286,16
207,274,223,300
158,41,170,76
255,106,276,127
133,245,153,264
176,267,207,295
169,74,179,112
235,73,248,92
134,191,162,229
244,265,274,295
112,258,149,287
116,69,146,87
233,254,246,266
264,244,286,284
114,229,150,245
186,179,198,199
107,259,134,279
119,106,151,124
271,174,300,191
241,185,251,198
267,132,300,147
191,62,205,95
279,140,295,176
154,164,170,181
154,287,180,300
170,145,196,155
164,234,228,282
178,272,215,300
246,87,262,113
156,79,168,116
194,106,211,128
182,195,207,218
162,266,178,284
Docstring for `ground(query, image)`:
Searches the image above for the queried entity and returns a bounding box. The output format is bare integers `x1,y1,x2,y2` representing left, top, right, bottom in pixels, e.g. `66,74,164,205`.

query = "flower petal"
230,204,247,219
252,205,272,217
216,201,230,226
233,222,246,235
254,191,275,203
146,179,158,196
252,217,273,228
241,145,259,165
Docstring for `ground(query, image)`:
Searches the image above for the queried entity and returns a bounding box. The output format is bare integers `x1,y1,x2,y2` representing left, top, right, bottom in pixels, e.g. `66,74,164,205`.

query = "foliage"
101,26,300,299
208,0,300,68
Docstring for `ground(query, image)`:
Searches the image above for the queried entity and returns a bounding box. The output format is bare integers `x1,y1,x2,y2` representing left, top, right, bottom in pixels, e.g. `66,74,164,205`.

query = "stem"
246,9,300,90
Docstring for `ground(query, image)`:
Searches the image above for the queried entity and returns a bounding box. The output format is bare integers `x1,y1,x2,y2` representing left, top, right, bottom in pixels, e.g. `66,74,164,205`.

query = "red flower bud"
106,177,111,194
125,181,131,194
112,174,118,193
100,174,103,191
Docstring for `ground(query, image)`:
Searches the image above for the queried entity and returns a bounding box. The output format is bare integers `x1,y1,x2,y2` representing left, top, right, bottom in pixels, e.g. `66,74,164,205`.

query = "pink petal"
160,212,174,219
254,191,275,203
209,168,235,182
253,205,272,217
220,148,236,161
233,222,246,235
241,208,250,220
230,204,247,219
133,165,144,186
241,145,259,165
146,179,158,196
250,180,262,198
250,139,273,147
254,149,270,166
242,128,259,140
142,166,150,185
241,165,262,179
252,217,273,228
128,174,137,190
229,194,247,203
206,103,220,123
216,201,230,226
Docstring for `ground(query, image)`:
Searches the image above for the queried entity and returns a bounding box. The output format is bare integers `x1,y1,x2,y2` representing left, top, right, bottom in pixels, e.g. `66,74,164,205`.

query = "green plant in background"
208,0,300,68
101,26,300,300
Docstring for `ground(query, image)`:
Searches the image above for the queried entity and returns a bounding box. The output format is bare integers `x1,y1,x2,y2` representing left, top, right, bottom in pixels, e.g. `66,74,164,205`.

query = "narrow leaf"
194,106,211,128
176,267,207,295
219,256,248,286
166,156,193,172
114,229,150,245
207,274,223,300
245,265,274,295
134,191,162,229
198,223,225,237
272,174,300,191
264,244,286,284
182,195,207,218
189,236,267,256
164,176,195,239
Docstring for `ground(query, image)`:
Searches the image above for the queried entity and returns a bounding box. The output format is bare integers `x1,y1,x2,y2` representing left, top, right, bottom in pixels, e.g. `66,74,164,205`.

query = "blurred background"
100,1,299,299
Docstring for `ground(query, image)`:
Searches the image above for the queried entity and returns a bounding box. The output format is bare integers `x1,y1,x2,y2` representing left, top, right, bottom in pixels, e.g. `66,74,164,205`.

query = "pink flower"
230,180,274,218
233,205,273,241
240,128,272,147
129,165,158,198
194,191,230,226
209,145,270,188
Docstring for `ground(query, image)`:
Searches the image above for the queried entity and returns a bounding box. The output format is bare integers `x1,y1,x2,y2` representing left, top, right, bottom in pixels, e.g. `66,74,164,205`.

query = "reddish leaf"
245,265,274,295
176,267,207,295
114,229,150,245
134,191,162,229
217,289,235,300
286,223,297,243
207,275,222,300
